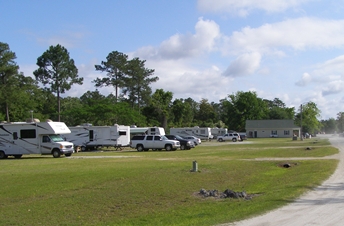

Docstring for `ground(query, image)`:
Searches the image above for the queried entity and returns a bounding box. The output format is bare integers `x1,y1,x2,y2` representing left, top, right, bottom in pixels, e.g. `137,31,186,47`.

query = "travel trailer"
210,128,228,139
63,124,130,151
170,127,212,140
0,120,74,159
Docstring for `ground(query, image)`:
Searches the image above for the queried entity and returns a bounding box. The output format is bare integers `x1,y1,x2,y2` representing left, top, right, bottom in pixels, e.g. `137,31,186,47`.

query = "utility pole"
300,104,303,141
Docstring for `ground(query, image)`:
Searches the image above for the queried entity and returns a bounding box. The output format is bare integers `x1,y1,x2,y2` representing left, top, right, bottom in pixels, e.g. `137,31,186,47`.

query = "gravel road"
222,134,344,226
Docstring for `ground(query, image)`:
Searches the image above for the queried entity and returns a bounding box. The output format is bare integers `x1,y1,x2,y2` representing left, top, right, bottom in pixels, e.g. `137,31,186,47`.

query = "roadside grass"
0,137,338,225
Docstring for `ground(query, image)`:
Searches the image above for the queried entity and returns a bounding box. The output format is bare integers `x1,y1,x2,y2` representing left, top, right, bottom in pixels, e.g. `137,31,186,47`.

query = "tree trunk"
5,102,10,122
57,90,60,122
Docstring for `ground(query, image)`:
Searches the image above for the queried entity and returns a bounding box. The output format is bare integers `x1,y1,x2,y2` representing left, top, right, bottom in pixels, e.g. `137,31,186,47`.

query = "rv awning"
130,127,148,134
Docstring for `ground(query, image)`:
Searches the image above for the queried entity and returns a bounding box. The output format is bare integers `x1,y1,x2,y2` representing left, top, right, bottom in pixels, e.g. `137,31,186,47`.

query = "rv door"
15,128,39,154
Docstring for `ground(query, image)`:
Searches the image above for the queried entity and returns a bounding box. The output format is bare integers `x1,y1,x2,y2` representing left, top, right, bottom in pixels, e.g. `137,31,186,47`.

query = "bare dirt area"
221,134,344,226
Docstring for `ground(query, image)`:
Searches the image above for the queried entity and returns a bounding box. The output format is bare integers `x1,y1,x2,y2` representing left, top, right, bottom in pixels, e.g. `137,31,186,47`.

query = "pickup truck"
217,133,241,142
130,135,180,152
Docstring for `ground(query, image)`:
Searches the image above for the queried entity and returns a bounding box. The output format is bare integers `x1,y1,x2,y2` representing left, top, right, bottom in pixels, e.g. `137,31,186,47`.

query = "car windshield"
161,136,169,140
175,135,183,139
49,134,64,142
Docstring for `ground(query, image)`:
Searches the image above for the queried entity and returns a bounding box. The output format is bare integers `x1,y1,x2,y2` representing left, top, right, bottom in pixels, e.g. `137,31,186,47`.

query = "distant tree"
321,118,337,134
148,89,173,128
170,98,194,127
195,99,216,126
336,112,344,133
220,91,268,131
94,51,128,101
33,44,83,121
184,97,198,125
264,98,294,119
0,42,19,122
295,102,321,135
122,57,158,111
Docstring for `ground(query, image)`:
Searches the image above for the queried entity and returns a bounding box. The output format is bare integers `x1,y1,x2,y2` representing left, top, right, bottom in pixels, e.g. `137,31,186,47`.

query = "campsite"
0,135,338,225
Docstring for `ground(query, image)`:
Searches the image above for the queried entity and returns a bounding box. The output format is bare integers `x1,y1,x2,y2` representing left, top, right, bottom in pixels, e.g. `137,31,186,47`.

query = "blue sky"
2,0,344,120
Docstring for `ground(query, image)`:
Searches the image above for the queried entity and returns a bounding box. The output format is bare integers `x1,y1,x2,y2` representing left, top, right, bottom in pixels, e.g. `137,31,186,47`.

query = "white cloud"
295,73,312,87
197,0,313,16
222,52,261,77
134,18,221,60
322,80,344,96
223,17,344,56
145,58,231,102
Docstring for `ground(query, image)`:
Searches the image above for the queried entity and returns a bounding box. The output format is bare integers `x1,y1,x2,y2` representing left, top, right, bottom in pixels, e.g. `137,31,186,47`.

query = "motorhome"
170,127,212,140
210,127,228,139
130,126,166,136
63,124,130,151
0,120,74,159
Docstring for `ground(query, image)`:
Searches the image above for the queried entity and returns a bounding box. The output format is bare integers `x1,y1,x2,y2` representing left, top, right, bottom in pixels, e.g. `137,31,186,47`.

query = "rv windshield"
49,134,65,142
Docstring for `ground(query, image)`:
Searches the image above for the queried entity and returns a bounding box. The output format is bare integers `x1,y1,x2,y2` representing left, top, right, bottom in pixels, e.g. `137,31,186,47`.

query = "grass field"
0,137,338,226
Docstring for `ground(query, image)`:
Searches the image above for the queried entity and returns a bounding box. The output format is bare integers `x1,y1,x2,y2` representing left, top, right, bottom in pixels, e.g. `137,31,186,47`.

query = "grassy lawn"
0,137,338,226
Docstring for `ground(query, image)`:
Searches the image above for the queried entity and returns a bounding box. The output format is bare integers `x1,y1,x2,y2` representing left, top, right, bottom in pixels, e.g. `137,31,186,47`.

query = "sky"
2,0,344,120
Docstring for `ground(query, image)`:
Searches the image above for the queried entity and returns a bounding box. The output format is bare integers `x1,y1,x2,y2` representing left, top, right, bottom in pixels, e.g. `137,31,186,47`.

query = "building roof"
245,120,300,129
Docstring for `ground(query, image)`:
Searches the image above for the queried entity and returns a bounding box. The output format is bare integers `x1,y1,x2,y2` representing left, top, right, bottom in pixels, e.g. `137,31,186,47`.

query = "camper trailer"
63,124,130,151
210,128,228,139
170,127,212,140
0,120,74,159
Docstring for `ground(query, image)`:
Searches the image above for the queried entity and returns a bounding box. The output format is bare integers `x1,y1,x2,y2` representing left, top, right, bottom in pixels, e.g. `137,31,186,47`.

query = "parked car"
181,136,202,145
130,135,180,151
217,133,241,142
239,133,247,140
164,135,195,150
270,134,278,138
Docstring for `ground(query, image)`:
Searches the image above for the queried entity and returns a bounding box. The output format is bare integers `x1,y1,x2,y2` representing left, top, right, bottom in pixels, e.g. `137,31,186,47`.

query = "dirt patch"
277,162,298,168
194,188,261,200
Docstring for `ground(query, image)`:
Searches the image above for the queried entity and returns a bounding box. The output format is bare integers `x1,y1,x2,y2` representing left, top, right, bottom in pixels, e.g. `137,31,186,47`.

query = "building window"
284,130,290,135
271,130,277,135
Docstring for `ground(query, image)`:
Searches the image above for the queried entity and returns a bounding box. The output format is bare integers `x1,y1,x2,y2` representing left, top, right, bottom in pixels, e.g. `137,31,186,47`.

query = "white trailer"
170,127,212,140
63,124,130,151
0,120,74,159
211,128,228,139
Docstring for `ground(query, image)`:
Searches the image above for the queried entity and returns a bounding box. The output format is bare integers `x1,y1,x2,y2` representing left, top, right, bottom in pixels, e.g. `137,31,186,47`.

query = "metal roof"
245,120,300,129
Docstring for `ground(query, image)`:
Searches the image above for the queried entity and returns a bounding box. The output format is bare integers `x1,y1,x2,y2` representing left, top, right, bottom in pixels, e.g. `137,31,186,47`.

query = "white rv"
0,120,74,159
210,128,228,139
63,124,130,151
170,127,212,140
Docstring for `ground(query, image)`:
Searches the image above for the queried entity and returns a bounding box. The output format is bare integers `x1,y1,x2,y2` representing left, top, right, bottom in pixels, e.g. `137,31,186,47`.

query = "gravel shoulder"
221,134,344,226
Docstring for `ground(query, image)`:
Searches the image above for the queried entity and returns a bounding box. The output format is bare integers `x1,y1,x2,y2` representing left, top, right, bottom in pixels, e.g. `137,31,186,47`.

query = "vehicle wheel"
137,145,144,152
65,153,72,157
165,144,172,151
0,151,8,159
52,150,61,158
180,144,186,150
218,138,223,142
232,138,237,142
81,146,86,152
14,155,22,159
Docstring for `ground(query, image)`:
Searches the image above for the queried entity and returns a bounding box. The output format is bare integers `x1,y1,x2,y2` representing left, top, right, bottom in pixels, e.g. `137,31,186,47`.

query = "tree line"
0,41,340,134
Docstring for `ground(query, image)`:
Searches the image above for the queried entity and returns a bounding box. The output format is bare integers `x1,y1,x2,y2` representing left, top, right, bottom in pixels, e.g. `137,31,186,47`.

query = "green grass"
0,138,338,225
